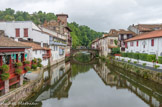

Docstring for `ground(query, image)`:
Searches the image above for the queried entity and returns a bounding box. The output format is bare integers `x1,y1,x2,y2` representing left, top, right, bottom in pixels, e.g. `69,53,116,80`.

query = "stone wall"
0,68,44,107
111,60,162,84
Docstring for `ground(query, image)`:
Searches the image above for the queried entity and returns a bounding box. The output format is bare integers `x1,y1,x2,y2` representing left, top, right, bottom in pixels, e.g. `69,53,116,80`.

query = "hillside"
0,8,102,48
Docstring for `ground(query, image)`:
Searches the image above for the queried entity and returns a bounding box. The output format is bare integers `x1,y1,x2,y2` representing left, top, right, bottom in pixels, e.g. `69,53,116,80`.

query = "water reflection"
93,60,162,107
74,52,92,63
26,59,162,107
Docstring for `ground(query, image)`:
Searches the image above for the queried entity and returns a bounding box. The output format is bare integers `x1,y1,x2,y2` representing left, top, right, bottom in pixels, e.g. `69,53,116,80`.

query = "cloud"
0,0,162,32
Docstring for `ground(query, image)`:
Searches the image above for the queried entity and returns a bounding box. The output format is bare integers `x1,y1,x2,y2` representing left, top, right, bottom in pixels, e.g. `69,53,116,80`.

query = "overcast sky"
0,0,162,32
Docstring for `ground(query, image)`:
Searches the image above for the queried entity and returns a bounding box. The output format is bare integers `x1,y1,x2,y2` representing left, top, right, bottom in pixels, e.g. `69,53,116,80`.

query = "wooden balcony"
43,54,50,59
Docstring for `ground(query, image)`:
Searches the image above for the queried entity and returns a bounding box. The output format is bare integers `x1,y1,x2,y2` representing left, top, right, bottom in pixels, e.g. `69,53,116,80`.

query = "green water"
24,56,162,107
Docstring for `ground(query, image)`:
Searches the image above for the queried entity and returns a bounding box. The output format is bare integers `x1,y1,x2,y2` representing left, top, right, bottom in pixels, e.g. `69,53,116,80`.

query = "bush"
158,56,162,64
128,60,131,63
147,54,156,62
15,69,22,75
139,53,148,61
134,61,137,64
32,64,37,70
142,63,146,67
1,73,10,81
133,53,140,59
37,63,42,67
24,60,30,64
121,53,127,57
122,59,125,61
127,52,133,58
32,58,37,63
24,66,31,71
112,47,120,54
0,65,9,73
37,58,42,63
15,62,22,68
154,65,160,69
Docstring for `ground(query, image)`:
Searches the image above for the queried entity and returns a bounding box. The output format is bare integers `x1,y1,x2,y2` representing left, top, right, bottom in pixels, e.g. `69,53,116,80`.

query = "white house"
40,27,66,65
125,29,162,57
0,21,49,45
21,42,51,67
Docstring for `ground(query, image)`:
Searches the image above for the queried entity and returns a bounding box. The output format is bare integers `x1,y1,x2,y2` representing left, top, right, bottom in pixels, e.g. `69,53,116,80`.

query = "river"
25,53,162,107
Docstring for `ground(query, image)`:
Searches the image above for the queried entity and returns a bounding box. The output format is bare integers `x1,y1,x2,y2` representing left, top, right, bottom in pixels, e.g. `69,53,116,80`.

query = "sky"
0,0,162,32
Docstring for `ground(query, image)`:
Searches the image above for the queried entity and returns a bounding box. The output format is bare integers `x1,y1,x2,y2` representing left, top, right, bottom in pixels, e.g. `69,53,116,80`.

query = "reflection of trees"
71,64,91,78
74,53,91,63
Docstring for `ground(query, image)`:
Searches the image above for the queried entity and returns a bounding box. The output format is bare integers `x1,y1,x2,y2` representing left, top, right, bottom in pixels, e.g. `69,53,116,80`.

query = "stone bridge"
70,49,99,57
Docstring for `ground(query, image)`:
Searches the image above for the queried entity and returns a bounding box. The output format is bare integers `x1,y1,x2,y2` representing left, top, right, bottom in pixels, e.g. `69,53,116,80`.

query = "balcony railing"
42,54,50,58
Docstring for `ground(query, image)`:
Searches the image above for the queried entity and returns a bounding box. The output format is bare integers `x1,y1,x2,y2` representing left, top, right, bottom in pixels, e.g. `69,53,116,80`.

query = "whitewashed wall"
126,37,162,56
0,21,49,44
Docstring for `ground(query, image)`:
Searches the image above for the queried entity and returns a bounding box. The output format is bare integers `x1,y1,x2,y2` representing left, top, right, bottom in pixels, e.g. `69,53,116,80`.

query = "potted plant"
24,66,31,71
0,65,10,81
14,62,22,68
23,60,30,65
15,68,22,75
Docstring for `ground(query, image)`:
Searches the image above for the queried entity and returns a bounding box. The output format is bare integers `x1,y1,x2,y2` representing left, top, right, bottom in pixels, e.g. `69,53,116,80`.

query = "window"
110,39,113,44
24,28,28,37
15,28,20,37
151,39,154,46
137,41,138,47
130,41,134,46
35,51,37,54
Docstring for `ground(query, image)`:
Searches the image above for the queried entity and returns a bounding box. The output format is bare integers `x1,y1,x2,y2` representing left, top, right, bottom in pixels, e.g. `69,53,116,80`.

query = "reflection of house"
0,31,30,94
35,62,72,101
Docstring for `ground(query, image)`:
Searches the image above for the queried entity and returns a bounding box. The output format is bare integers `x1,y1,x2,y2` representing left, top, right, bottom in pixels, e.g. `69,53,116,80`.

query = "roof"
56,14,68,18
0,35,30,48
20,42,50,50
125,29,162,42
65,26,72,32
131,24,162,32
118,29,136,35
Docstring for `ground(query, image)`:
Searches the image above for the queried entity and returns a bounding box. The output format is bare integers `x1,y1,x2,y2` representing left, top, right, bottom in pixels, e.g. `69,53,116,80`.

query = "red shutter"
15,29,20,37
24,28,28,37
151,39,154,46
125,42,127,48
136,41,138,46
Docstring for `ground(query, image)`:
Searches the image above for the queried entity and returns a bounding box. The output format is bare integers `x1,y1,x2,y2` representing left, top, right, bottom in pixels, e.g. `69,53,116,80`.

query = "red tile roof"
20,42,50,50
125,29,162,42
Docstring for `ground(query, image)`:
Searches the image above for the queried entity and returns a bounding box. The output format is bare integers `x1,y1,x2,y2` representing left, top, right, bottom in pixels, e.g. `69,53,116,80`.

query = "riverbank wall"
0,57,66,107
110,59,162,84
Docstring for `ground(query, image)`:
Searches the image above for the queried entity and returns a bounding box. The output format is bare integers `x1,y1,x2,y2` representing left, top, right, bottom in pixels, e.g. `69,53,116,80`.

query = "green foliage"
139,53,148,61
32,58,37,63
37,58,42,63
15,62,22,68
147,54,156,62
143,72,148,79
24,60,30,64
0,65,9,73
32,64,37,70
37,63,42,67
1,73,10,81
122,59,125,61
24,66,31,71
133,53,140,59
142,63,146,67
15,69,22,75
121,53,128,57
114,39,118,45
128,60,131,63
154,65,160,69
158,56,162,64
68,22,103,48
134,61,137,64
112,47,120,54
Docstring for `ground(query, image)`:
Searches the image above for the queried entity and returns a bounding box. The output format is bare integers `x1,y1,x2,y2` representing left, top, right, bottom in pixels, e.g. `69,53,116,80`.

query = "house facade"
125,30,162,57
118,29,136,52
0,31,30,94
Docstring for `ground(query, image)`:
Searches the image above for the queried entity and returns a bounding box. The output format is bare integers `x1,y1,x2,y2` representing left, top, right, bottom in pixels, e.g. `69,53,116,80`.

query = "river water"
26,54,162,107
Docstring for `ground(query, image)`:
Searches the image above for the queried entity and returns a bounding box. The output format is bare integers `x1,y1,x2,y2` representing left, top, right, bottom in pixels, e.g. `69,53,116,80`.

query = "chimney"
56,14,68,26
